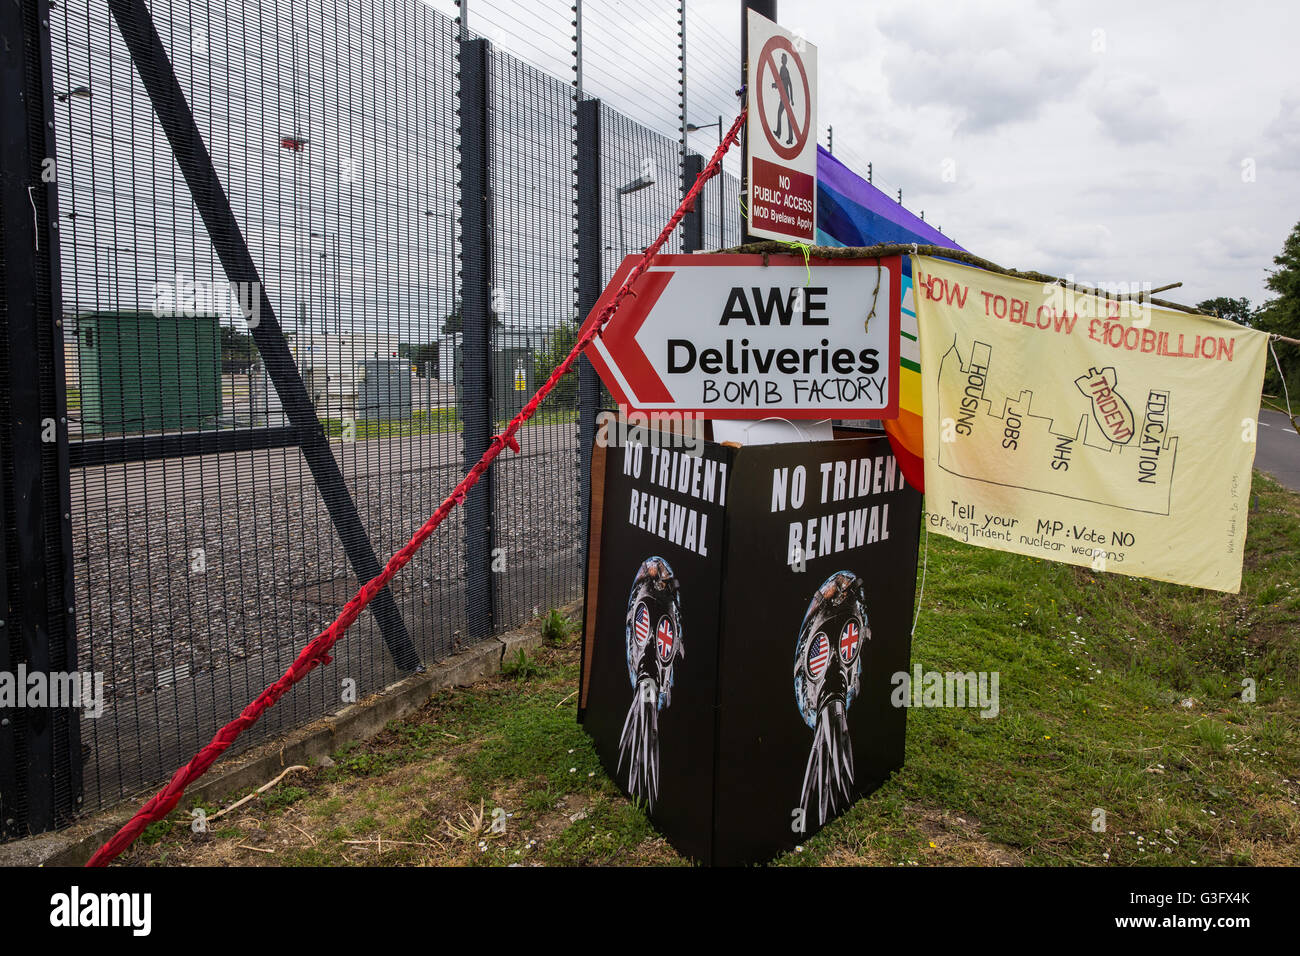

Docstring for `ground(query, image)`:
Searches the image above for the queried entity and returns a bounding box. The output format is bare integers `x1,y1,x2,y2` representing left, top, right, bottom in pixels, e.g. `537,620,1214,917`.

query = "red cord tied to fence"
84,109,748,868
492,432,521,455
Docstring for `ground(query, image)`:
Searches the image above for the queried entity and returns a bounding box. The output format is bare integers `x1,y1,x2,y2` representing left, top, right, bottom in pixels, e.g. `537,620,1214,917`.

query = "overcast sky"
681,0,1300,308
443,0,1298,307
364,1,1300,308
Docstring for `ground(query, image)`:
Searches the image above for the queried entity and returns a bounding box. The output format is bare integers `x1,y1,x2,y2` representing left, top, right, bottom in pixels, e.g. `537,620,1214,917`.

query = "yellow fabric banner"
913,255,1269,592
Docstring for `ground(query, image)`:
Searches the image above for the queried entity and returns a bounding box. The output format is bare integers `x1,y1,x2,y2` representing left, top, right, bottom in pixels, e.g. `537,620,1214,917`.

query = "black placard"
715,435,922,864
581,439,732,863
581,433,921,865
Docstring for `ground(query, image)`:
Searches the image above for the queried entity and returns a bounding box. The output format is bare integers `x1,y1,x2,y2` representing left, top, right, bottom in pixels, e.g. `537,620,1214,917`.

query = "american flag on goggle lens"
634,603,651,645
807,631,829,679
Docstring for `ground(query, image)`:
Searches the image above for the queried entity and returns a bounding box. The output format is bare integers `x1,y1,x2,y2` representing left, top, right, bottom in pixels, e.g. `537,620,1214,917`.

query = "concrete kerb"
0,604,576,867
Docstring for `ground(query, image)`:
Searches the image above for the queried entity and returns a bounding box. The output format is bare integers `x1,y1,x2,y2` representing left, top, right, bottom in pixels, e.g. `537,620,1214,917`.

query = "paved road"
68,417,584,810
1257,408,1300,492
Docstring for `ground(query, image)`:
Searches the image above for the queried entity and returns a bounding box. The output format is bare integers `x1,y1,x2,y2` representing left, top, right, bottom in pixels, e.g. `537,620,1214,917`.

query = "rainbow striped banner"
816,146,966,491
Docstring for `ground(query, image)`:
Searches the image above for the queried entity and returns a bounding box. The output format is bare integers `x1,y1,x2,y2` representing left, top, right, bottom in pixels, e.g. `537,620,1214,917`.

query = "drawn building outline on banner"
934,337,1180,515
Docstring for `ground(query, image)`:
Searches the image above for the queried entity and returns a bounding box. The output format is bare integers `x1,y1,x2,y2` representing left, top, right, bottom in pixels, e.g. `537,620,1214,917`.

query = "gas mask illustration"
618,556,683,810
794,570,868,827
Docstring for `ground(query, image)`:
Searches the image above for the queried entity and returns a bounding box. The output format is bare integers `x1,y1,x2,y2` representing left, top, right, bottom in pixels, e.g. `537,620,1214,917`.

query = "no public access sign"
580,254,900,420
746,10,817,243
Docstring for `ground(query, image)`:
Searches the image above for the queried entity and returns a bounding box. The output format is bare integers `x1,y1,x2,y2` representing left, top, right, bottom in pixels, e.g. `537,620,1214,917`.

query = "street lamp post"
687,115,723,246
281,132,310,337
309,231,329,334
334,233,341,335
56,84,92,103
741,0,779,245
616,171,655,255
686,115,723,144
310,230,342,335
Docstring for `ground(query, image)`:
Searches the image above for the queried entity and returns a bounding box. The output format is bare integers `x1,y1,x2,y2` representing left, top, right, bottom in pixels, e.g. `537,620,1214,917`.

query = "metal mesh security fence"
486,46,583,630
50,0,464,812
598,104,685,283
4,0,747,830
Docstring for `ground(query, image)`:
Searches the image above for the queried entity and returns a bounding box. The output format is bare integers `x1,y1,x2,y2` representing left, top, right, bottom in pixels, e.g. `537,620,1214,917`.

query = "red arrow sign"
579,253,901,421
591,268,674,403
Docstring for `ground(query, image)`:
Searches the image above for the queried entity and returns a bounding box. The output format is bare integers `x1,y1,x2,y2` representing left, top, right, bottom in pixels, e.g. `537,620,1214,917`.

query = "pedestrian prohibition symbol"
745,10,818,243
756,34,811,162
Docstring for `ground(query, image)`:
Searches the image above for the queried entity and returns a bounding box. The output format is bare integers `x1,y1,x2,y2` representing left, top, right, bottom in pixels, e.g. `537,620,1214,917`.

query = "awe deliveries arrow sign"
580,254,901,420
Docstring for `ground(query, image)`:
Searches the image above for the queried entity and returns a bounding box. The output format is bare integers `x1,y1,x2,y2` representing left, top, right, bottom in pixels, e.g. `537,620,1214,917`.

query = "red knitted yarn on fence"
85,109,747,868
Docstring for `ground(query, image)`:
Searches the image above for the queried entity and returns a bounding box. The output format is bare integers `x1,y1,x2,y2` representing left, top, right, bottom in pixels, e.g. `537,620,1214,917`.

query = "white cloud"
680,0,1300,304
877,4,1093,134
1258,91,1300,172
1090,73,1179,144
1195,226,1271,263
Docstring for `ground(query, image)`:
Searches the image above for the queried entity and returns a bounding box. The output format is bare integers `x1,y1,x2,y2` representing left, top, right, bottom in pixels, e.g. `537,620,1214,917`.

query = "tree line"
1198,219,1300,397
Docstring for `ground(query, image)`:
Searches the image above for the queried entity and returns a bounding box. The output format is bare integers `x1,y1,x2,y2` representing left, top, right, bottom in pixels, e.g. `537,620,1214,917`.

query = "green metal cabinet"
452,343,535,421
76,311,222,435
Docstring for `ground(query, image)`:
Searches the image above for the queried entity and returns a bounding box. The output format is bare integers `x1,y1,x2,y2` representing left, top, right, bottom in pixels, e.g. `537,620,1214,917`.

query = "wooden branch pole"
713,241,1300,346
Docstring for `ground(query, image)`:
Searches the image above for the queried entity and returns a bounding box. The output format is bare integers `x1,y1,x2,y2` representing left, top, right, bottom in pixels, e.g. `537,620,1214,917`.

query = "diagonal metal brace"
105,0,420,671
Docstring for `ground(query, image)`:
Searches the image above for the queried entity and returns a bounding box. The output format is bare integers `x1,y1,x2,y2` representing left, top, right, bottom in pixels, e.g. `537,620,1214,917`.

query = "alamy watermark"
1,666,104,718
595,404,704,454
150,273,261,328
891,665,999,718
50,886,150,936
1040,275,1156,328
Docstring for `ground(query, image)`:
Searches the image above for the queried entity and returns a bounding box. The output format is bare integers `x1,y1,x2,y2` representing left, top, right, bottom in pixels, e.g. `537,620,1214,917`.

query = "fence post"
104,0,419,672
576,99,602,566
741,0,778,244
458,36,497,640
0,0,83,837
681,153,705,253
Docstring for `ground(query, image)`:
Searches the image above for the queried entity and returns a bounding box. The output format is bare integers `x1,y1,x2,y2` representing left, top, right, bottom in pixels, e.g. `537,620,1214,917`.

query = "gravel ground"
70,419,585,810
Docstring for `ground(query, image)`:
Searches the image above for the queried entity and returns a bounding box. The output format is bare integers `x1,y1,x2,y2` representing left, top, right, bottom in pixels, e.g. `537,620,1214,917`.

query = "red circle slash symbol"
756,36,810,162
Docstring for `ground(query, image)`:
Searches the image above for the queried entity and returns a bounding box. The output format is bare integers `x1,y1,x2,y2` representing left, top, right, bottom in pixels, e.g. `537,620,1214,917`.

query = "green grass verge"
125,471,1300,867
